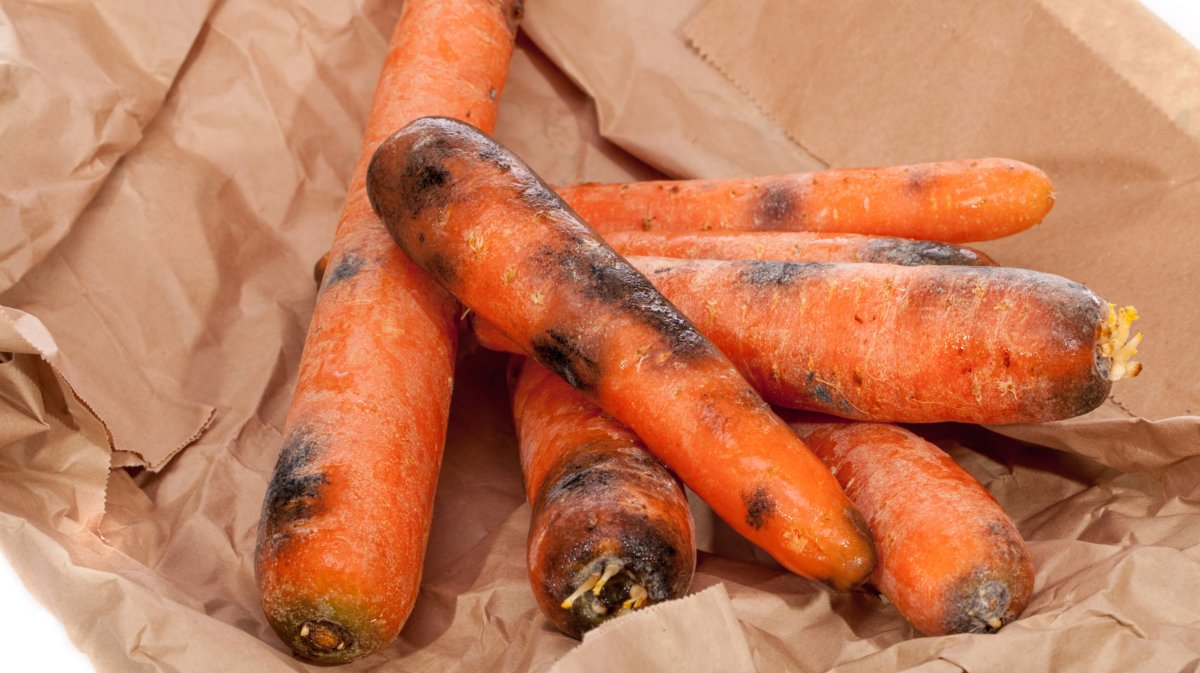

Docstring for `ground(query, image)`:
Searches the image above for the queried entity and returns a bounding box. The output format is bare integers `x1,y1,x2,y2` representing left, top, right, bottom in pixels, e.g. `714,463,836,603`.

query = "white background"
2,3,1198,672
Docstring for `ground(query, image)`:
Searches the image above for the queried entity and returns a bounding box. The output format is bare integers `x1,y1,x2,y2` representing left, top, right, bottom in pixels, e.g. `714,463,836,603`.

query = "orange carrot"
557,158,1054,243
632,257,1141,424
605,230,996,266
366,116,876,589
785,416,1036,635
254,2,521,664
511,358,696,638
470,257,1142,424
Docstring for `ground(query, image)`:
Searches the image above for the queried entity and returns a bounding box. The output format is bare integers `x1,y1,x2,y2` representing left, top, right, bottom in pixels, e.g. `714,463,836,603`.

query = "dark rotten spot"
263,432,327,537
906,167,932,194
754,183,798,228
552,246,709,358
744,485,776,530
862,238,986,267
739,260,812,286
321,253,365,290
425,252,459,286
944,577,1013,634
530,328,600,391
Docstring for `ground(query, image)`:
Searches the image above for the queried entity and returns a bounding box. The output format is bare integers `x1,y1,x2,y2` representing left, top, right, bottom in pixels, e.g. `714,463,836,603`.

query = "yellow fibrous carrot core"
1099,304,1143,382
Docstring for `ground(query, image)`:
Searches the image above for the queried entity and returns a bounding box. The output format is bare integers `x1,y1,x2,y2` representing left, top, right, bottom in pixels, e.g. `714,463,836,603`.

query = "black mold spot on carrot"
863,238,986,267
478,146,511,171
262,432,327,540
555,248,708,358
425,252,459,286
906,167,932,194
739,260,819,286
322,253,365,290
755,183,798,227
943,575,1012,634
531,329,600,391
512,170,564,212
744,485,775,530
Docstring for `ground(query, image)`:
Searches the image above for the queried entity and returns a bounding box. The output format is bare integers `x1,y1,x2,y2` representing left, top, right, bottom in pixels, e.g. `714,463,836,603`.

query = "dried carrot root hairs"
254,0,521,665
367,116,875,589
512,358,696,638
558,158,1055,243
786,417,1036,636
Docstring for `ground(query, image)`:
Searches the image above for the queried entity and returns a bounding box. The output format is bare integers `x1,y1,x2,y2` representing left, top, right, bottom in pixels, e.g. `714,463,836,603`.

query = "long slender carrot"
366,116,876,589
605,230,996,266
784,415,1036,635
469,257,1142,424
556,158,1054,243
511,358,696,638
254,2,521,664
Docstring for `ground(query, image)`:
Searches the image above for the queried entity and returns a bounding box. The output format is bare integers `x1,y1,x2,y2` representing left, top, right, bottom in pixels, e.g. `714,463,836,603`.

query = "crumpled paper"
2,0,1200,670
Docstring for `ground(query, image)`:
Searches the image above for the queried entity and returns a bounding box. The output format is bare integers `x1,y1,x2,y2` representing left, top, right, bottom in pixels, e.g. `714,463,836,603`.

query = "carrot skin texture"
473,258,1116,424
558,158,1054,243
605,230,996,266
512,358,696,638
787,419,1035,635
254,2,521,665
367,117,876,589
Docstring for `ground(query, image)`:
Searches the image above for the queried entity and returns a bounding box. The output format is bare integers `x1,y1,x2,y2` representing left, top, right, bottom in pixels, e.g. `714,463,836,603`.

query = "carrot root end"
1100,303,1143,381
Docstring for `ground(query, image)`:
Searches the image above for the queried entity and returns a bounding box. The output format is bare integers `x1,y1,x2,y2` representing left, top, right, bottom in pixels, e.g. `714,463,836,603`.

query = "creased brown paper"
685,0,1200,422
3,0,1200,671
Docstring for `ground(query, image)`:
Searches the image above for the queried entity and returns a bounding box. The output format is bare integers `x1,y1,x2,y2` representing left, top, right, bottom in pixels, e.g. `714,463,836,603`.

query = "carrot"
556,158,1054,243
632,257,1141,424
784,415,1036,635
605,230,996,266
253,2,521,664
470,257,1142,424
366,116,876,589
511,358,696,638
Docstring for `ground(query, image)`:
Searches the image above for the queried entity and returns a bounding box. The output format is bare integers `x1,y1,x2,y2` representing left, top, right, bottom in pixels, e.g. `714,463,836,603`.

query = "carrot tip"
1100,303,1144,381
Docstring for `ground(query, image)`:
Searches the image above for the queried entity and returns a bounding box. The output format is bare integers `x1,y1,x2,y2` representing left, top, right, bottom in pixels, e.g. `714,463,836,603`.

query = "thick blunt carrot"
254,2,521,665
605,230,996,266
557,158,1055,243
632,258,1141,424
785,417,1036,635
470,258,1142,424
511,358,696,638
366,117,877,589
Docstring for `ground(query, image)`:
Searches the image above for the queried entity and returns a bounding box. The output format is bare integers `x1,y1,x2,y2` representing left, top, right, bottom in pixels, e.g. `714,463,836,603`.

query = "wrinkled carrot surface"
472,257,1141,424
254,1,521,664
605,230,995,266
558,158,1054,243
512,358,696,638
787,417,1036,635
367,117,876,589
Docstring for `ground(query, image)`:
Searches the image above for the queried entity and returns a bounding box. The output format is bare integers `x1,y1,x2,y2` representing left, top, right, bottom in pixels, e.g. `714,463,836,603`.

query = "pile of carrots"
253,0,1144,664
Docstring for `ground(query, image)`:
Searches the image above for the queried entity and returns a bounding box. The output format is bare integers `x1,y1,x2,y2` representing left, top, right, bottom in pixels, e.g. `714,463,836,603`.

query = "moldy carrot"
557,158,1054,243
786,416,1036,635
254,1,522,664
366,116,877,590
512,358,696,638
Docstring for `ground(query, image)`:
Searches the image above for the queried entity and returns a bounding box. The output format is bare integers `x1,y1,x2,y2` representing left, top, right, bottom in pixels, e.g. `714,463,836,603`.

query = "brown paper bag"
3,0,1200,670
